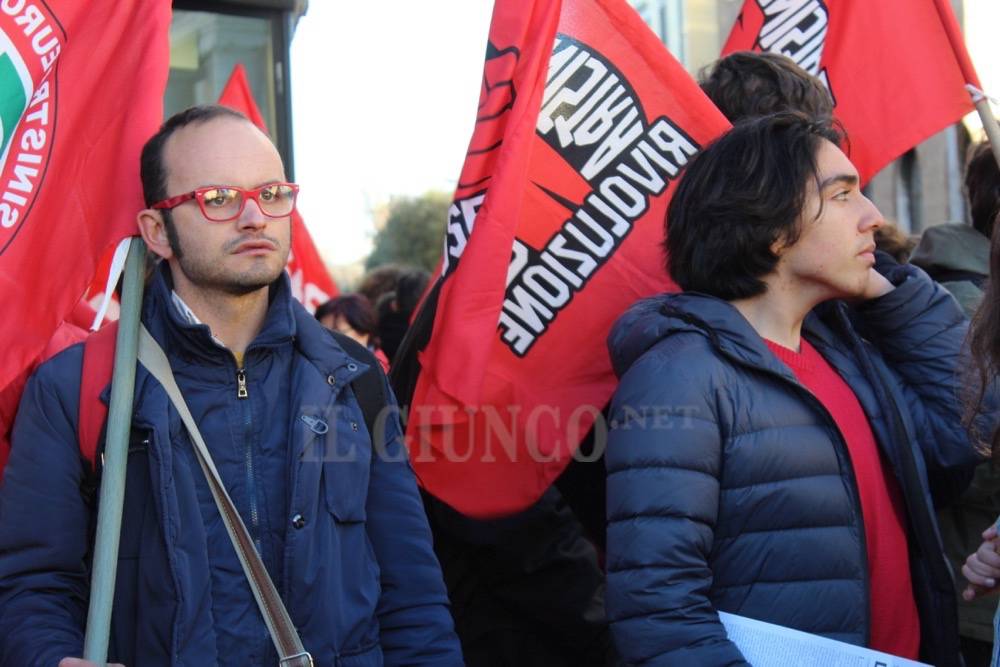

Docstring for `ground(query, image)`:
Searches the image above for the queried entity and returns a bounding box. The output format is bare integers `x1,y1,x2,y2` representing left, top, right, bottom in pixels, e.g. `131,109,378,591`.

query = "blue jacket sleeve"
0,349,89,667
365,376,463,666
854,263,985,470
606,338,748,666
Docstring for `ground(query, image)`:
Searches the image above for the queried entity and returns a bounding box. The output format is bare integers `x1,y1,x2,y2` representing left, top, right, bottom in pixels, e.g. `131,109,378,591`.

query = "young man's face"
775,139,884,301
155,116,292,297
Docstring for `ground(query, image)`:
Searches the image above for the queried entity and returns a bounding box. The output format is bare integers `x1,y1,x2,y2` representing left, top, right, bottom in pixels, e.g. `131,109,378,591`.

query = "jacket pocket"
322,430,372,522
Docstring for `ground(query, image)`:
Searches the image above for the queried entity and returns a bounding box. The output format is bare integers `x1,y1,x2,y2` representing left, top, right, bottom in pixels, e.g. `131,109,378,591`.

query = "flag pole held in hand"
83,237,147,665
967,85,1000,172
928,0,1000,169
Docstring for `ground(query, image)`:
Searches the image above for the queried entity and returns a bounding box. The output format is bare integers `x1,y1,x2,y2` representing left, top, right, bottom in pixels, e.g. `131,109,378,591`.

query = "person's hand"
58,658,125,667
962,524,1000,601
860,268,894,301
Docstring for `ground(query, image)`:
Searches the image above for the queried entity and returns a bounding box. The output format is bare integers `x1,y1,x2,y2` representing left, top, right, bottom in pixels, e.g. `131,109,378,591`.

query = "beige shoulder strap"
137,326,313,667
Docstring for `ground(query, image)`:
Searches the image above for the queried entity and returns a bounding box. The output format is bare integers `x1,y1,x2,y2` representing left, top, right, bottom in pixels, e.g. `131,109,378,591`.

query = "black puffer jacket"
605,264,984,666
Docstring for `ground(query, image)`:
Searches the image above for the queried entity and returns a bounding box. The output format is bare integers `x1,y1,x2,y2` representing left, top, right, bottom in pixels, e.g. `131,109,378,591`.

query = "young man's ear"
137,208,173,261
769,235,790,258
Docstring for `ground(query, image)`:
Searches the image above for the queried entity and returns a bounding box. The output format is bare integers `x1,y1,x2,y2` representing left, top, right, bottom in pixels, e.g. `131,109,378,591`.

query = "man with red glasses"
0,105,463,666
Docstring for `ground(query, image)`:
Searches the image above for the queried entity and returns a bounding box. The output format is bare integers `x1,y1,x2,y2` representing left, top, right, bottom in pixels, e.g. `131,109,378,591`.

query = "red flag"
218,63,338,313
218,63,268,133
406,0,730,517
0,2,171,465
722,0,978,184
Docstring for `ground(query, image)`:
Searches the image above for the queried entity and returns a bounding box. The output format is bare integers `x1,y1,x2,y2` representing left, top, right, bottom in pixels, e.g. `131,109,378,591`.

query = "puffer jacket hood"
910,222,989,277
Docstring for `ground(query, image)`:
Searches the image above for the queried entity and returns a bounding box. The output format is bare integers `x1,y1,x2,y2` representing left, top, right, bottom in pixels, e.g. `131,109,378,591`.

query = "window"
166,3,294,174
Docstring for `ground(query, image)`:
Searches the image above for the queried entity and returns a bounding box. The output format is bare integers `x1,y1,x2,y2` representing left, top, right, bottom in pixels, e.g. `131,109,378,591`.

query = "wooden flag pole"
83,236,147,665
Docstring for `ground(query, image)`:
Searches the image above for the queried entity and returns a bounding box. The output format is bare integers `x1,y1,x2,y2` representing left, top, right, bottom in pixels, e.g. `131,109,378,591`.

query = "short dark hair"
965,141,1000,238
139,105,249,257
699,51,834,122
315,294,377,337
665,112,842,300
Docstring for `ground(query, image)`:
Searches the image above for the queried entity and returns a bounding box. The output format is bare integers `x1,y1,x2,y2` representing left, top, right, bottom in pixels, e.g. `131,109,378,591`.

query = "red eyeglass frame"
151,182,300,222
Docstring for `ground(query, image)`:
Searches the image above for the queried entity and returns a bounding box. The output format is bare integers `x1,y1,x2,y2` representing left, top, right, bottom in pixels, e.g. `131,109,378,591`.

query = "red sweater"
765,338,920,659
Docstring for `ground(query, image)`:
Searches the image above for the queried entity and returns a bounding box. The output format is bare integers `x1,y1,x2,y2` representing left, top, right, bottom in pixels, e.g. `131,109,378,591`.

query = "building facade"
167,0,305,177
629,0,976,235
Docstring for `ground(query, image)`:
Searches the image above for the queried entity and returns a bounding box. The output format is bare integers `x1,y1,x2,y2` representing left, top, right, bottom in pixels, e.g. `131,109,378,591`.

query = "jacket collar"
142,261,297,366
608,291,850,384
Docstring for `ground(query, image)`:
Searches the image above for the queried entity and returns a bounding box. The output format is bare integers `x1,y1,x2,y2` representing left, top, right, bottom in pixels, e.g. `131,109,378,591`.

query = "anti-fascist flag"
402,0,729,517
217,64,338,314
0,2,170,468
722,0,979,185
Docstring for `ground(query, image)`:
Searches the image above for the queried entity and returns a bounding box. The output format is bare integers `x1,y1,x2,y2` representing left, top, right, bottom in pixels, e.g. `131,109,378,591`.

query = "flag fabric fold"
406,0,729,517
723,0,978,184
0,1,172,471
218,63,338,314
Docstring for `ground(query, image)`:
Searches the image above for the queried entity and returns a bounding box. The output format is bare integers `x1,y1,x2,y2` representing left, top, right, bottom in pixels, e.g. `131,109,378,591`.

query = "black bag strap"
328,331,388,438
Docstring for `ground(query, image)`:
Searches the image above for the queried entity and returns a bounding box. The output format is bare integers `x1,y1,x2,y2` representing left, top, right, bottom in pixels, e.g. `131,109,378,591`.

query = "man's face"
774,139,884,301
156,117,291,297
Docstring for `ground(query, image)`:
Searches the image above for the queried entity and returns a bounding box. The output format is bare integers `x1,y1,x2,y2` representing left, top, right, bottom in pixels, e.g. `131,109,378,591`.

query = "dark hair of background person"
315,293,378,339
965,141,1000,239
874,221,916,264
966,214,1000,456
376,268,431,363
358,264,406,307
394,269,431,316
699,51,834,122
139,104,251,258
665,112,842,301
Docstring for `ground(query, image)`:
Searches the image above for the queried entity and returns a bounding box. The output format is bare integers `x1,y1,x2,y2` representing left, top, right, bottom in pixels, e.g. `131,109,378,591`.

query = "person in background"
316,293,390,373
942,143,1000,667
698,50,833,123
874,221,916,264
605,113,985,666
358,264,406,308
376,268,430,363
911,141,996,316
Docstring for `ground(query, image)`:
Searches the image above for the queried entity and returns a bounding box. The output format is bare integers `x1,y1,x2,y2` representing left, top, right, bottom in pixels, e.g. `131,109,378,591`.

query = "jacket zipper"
237,369,248,399
236,367,261,555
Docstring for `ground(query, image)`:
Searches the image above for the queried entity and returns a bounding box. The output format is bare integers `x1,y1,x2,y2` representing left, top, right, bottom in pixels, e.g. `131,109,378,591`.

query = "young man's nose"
859,195,885,231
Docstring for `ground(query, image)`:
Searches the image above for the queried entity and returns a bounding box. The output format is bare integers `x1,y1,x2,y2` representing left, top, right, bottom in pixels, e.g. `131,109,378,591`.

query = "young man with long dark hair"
605,113,986,666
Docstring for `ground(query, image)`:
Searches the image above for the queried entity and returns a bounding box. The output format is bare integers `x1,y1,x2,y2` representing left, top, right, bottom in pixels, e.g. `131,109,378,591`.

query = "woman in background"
316,293,391,373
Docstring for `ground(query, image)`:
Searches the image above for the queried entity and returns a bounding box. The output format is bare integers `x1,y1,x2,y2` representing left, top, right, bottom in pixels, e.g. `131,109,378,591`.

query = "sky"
288,0,1000,268
962,2,1000,138
290,2,495,266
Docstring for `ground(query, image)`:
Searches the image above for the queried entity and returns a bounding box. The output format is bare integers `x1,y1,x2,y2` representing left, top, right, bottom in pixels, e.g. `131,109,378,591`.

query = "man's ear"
770,229,796,258
137,208,173,260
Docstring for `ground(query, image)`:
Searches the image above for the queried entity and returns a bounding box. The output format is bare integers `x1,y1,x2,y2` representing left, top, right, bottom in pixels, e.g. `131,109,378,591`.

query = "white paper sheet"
719,612,930,667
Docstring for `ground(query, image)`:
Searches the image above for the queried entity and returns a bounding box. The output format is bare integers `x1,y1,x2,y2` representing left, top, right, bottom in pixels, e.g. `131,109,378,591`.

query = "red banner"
0,2,171,469
218,64,338,313
407,0,730,517
722,0,978,184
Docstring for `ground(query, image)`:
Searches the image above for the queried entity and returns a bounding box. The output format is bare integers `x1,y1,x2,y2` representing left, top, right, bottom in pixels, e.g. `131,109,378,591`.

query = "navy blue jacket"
0,265,463,667
605,264,983,666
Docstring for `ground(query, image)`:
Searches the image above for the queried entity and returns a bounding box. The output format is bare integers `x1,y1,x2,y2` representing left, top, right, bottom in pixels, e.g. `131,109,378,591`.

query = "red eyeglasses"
152,183,299,222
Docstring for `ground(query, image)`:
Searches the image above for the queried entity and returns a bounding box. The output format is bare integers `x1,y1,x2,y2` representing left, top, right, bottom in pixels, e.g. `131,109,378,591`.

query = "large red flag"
405,0,730,517
218,63,338,313
722,0,979,185
0,2,171,470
